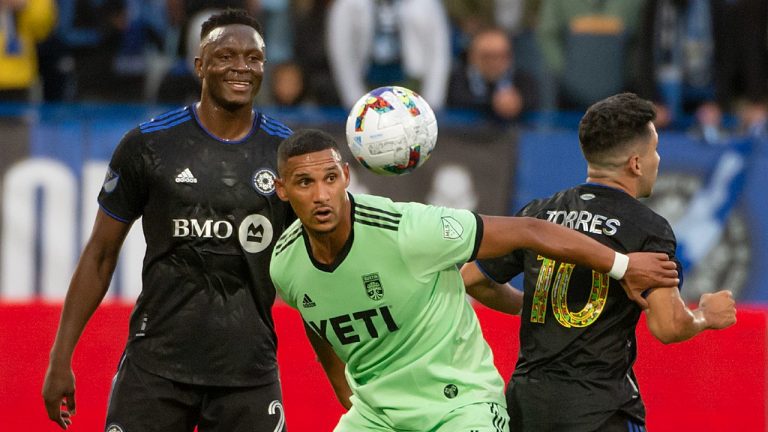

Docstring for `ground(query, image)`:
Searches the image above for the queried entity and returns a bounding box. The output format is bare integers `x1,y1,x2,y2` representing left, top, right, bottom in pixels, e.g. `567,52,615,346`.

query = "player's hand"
621,252,679,309
699,290,737,330
42,365,76,429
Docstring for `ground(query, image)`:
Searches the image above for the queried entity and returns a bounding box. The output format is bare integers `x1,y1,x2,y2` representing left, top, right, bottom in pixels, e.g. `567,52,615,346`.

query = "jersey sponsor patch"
239,214,274,253
362,273,384,300
441,216,464,239
106,424,125,432
102,167,119,193
580,193,596,200
252,168,277,195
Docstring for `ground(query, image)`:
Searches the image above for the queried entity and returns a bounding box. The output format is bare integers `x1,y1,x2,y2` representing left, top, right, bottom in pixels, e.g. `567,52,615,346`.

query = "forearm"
461,263,522,315
646,289,736,344
479,216,616,274
324,360,352,410
304,324,352,409
467,283,523,315
645,288,707,344
647,305,706,344
49,247,118,366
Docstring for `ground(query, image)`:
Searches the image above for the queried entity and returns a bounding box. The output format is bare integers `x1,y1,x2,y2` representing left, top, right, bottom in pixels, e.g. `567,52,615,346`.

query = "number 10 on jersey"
530,256,610,328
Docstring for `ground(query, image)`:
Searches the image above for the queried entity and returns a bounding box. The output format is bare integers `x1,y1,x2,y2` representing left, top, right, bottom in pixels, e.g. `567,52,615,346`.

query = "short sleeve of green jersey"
398,203,481,278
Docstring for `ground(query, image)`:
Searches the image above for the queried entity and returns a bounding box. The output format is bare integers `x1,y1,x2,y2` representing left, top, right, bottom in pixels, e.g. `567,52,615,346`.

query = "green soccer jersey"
270,193,505,430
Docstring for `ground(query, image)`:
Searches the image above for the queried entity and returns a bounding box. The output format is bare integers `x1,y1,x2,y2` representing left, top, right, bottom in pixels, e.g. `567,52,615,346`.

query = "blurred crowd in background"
1,0,767,142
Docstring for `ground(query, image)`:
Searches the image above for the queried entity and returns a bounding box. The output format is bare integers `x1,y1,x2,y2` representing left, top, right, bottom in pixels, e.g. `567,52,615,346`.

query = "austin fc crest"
252,168,276,195
362,273,384,300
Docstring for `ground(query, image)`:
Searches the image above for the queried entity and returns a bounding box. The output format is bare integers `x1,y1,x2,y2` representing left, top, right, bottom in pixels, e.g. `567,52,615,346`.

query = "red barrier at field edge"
2,302,764,432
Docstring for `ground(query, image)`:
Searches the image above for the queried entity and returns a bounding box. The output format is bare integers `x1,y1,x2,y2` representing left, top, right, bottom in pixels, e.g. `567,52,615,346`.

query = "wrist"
608,252,629,280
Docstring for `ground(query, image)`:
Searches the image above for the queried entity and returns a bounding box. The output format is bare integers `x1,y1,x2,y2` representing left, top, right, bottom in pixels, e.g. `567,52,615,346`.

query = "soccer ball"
345,86,438,176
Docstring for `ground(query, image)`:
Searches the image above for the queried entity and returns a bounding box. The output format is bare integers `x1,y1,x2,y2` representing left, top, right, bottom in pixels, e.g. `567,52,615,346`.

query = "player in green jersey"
269,129,679,432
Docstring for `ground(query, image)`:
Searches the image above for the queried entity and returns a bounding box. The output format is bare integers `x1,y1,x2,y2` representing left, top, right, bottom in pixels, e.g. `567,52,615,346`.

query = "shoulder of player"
583,186,676,240
136,106,194,136
353,193,404,231
273,219,304,259
258,113,293,140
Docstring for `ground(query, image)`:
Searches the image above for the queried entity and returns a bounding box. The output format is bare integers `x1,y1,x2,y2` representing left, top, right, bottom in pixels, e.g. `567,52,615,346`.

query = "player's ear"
194,57,203,79
628,153,642,176
342,163,351,188
275,177,289,201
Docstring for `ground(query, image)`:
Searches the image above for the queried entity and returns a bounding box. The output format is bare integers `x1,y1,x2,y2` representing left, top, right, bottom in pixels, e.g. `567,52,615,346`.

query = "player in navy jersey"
462,93,737,432
42,9,293,431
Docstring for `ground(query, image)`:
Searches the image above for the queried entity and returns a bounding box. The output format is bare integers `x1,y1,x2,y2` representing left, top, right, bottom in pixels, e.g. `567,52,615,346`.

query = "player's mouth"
225,79,252,91
312,207,334,223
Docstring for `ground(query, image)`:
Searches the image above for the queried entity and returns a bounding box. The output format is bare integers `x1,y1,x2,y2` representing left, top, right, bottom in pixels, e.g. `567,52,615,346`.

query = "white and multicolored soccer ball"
345,86,438,176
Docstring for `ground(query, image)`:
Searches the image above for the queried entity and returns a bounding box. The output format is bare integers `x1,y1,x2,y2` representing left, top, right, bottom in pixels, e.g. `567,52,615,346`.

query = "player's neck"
585,176,637,197
195,100,255,141
306,202,352,265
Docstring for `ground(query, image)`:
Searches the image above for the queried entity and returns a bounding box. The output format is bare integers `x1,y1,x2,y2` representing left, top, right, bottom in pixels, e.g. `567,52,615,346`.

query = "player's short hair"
578,93,657,163
200,8,263,41
277,129,340,175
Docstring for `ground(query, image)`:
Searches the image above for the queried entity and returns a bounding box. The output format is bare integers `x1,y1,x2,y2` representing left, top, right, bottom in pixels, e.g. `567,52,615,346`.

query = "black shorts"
599,412,647,432
506,376,646,432
105,356,286,432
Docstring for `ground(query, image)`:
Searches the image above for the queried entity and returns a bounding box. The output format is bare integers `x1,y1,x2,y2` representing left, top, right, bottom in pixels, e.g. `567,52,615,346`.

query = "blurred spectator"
293,0,338,105
447,27,537,121
638,0,715,128
268,61,307,106
641,0,768,142
156,7,216,105
327,0,451,110
0,0,56,101
442,0,526,55
443,0,495,56
708,0,768,138
44,0,166,102
536,0,647,111
257,0,291,64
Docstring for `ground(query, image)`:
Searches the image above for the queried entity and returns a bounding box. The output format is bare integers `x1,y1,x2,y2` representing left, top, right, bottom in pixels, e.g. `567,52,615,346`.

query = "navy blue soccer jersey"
98,105,294,386
478,183,682,430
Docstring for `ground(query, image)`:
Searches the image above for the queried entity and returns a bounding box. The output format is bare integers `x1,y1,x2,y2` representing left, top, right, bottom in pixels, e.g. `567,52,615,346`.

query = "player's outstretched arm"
460,263,523,315
477,216,678,309
303,322,352,410
42,209,131,430
644,287,737,344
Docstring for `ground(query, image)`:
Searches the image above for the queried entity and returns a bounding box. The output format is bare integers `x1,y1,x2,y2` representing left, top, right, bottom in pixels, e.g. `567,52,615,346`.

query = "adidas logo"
302,294,316,308
175,168,197,184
